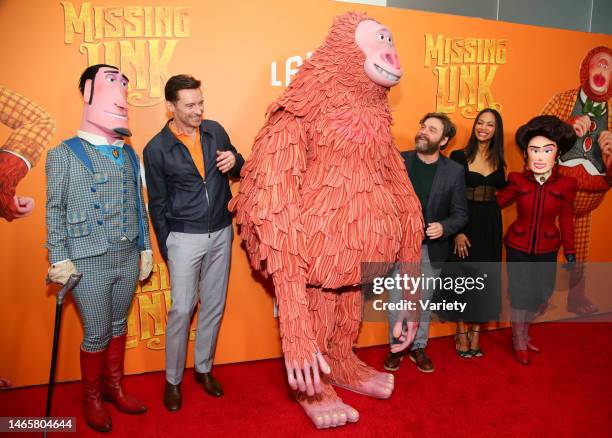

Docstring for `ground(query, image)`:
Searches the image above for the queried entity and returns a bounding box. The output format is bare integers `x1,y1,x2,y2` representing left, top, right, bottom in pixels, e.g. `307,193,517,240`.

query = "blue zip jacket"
143,119,244,259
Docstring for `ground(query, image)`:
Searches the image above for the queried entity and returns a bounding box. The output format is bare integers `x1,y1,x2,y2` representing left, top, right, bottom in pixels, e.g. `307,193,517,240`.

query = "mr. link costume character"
0,86,56,221
541,46,612,315
46,65,153,432
230,13,423,429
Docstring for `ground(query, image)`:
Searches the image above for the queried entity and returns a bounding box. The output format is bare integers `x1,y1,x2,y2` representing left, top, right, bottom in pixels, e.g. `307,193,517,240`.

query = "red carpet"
1,322,611,437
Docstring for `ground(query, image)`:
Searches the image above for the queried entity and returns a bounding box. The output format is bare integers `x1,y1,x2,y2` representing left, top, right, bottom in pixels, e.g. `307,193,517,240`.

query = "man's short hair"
419,112,457,144
78,64,120,104
165,75,201,102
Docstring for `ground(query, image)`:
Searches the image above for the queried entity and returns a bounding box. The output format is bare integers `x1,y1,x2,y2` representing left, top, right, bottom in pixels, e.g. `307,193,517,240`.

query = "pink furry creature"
229,12,423,429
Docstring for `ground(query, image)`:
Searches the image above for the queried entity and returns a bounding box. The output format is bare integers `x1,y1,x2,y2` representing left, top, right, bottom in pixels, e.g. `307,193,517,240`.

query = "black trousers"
506,246,558,312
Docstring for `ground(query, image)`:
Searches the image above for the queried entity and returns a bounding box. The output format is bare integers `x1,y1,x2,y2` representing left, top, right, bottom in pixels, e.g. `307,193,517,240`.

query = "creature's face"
415,117,448,154
526,135,557,174
355,19,402,88
82,68,130,140
588,52,611,96
166,88,204,130
474,111,496,144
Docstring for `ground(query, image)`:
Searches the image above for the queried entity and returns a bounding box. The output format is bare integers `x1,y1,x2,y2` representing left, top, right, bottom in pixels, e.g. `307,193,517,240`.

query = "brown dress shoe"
408,348,434,373
195,371,224,397
163,382,181,412
383,351,404,371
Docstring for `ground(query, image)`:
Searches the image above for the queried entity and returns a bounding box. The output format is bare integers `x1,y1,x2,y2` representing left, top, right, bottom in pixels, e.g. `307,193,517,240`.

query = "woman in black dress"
449,108,506,358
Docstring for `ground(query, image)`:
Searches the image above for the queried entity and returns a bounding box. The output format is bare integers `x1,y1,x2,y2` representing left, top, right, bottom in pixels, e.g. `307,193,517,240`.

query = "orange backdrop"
1,0,610,387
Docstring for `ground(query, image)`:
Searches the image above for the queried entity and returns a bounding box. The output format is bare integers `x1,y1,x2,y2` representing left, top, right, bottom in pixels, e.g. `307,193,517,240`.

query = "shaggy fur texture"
230,12,422,393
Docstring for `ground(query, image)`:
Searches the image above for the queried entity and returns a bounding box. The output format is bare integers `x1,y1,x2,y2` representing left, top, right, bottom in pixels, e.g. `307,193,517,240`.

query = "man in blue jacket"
143,74,244,411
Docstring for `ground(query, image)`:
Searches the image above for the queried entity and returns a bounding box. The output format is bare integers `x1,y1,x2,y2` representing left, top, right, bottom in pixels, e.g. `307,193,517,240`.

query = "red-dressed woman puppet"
497,115,577,365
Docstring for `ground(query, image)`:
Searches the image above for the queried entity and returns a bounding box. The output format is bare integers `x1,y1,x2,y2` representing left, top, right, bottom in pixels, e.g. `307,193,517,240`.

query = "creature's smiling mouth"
374,64,400,82
104,111,127,120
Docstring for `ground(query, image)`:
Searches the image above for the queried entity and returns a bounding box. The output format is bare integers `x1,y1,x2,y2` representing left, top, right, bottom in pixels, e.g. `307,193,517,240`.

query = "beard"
414,134,443,155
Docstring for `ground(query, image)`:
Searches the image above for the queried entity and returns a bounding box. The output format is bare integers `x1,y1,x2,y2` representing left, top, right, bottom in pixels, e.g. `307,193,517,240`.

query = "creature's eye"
105,75,116,83
121,79,128,87
387,36,392,43
378,34,385,41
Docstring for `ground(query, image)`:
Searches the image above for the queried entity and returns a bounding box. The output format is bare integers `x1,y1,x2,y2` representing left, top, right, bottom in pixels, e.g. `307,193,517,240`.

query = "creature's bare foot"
328,352,394,398
332,370,394,399
296,383,359,429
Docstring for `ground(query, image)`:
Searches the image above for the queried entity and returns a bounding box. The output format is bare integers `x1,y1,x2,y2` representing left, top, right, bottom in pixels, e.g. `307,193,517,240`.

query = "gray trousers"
165,226,232,384
387,245,441,350
72,241,140,352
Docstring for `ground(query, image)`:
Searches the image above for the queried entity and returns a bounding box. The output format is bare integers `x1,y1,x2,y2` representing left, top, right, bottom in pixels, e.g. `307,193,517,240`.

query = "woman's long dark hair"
464,108,506,169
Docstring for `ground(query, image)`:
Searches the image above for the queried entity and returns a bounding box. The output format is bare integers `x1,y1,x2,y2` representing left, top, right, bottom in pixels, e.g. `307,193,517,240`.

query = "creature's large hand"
48,260,77,285
568,115,591,137
390,315,418,353
283,336,331,397
139,250,153,281
0,153,29,221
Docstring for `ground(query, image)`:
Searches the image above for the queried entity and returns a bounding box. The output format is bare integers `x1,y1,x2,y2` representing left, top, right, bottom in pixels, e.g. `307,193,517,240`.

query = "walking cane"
43,273,82,437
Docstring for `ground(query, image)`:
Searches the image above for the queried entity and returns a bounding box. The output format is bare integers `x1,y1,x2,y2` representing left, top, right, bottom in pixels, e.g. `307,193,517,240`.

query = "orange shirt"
169,121,205,178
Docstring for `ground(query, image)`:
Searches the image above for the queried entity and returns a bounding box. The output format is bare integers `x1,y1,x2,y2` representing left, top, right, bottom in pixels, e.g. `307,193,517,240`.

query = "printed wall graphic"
0,0,610,387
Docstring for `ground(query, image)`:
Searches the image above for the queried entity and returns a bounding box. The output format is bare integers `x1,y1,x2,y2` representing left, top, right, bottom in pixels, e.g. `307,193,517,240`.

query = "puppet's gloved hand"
0,152,32,221
139,250,153,281
281,325,331,397
48,260,77,285
562,253,577,272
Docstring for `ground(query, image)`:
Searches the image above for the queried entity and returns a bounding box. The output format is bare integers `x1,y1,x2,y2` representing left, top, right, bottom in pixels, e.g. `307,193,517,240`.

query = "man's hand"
285,352,331,397
216,150,236,173
390,316,418,354
426,222,444,240
599,131,612,169
48,260,77,285
139,250,153,281
569,115,591,137
0,153,29,221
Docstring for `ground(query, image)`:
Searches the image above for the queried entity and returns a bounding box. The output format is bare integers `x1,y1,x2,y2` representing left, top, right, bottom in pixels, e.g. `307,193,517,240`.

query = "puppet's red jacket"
497,169,577,255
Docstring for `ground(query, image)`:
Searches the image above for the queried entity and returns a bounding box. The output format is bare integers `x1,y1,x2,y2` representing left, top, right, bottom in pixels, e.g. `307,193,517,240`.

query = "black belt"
466,185,496,201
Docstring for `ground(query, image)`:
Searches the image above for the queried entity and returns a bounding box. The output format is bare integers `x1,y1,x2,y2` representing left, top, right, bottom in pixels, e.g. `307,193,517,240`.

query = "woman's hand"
454,233,471,259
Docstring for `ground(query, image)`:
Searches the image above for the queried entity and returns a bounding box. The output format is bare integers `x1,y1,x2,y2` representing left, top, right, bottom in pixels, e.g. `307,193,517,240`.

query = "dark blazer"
143,119,244,259
497,169,576,255
402,150,469,266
